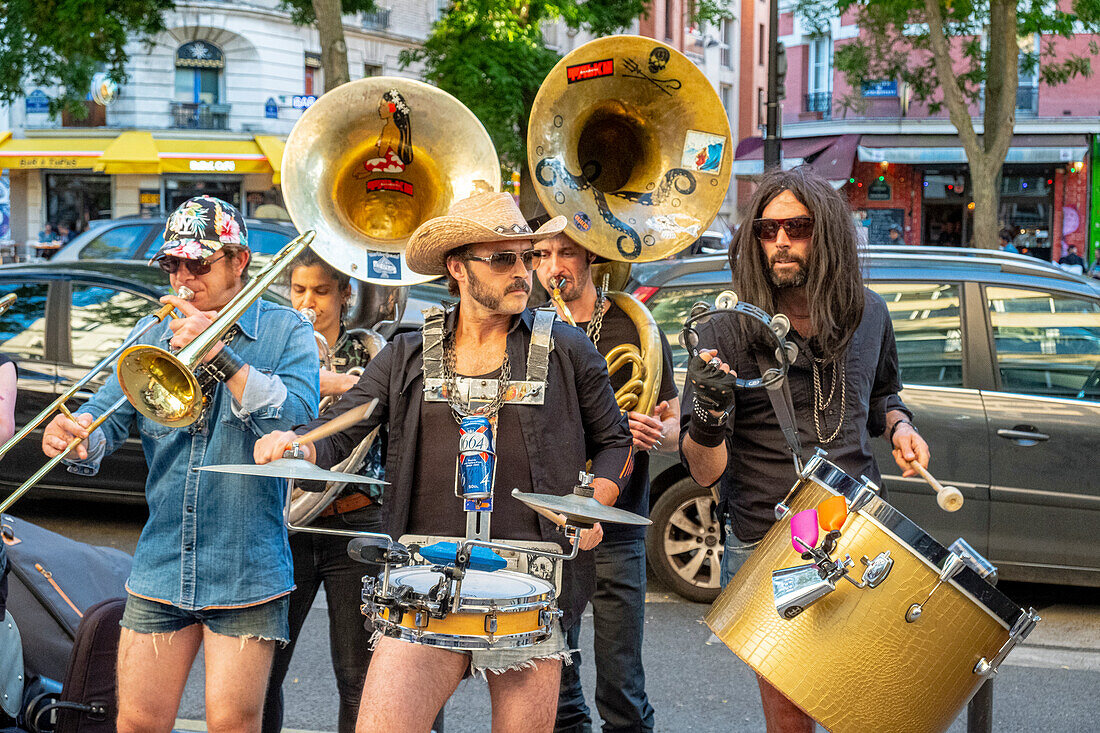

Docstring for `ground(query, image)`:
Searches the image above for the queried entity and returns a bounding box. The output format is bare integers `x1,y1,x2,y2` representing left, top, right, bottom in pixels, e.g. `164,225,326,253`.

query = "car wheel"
646,477,722,603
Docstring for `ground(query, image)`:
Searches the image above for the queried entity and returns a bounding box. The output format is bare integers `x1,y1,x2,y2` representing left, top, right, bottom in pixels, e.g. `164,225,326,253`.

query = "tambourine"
679,290,798,389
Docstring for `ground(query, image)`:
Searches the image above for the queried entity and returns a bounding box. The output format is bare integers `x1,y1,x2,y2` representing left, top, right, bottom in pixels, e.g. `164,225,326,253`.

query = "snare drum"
368,566,558,650
706,453,1037,733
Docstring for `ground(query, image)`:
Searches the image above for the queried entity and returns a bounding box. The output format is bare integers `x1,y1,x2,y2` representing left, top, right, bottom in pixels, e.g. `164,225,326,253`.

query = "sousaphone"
528,36,732,414
281,77,502,523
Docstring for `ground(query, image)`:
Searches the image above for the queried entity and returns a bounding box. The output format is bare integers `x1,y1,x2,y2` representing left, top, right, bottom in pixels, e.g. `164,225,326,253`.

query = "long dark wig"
382,89,414,165
729,165,864,358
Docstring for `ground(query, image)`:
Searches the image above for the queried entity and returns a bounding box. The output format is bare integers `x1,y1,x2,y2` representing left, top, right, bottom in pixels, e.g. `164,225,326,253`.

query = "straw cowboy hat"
406,192,566,276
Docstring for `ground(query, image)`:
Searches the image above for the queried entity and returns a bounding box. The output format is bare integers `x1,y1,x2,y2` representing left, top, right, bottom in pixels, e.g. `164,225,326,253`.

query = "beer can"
458,415,495,499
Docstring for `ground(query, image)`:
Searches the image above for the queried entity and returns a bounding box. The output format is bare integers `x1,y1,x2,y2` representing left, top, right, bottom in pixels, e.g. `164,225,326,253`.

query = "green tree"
0,0,172,117
279,0,378,93
797,0,1100,250
402,0,732,210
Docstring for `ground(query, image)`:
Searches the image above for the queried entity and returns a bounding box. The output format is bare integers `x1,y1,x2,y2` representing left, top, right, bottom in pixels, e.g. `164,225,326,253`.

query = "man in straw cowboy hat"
254,191,633,731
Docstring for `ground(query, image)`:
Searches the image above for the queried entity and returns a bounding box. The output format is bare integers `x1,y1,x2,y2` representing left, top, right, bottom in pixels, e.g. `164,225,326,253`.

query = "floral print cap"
156,195,249,260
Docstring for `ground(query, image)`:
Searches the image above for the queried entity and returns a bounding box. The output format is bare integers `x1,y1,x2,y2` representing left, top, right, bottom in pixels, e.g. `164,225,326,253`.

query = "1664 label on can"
458,415,495,500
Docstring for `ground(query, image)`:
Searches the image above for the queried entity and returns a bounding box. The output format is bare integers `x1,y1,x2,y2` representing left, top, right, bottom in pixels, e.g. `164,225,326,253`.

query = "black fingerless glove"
687,352,737,414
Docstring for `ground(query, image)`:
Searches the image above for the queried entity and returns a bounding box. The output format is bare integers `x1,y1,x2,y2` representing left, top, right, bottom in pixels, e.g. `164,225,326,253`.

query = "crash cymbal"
511,489,651,526
198,458,388,485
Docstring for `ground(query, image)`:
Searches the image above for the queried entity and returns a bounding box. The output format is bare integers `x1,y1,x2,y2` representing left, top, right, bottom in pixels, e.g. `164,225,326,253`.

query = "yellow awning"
254,136,286,185
0,131,285,177
156,138,272,175
0,132,108,170
93,131,160,174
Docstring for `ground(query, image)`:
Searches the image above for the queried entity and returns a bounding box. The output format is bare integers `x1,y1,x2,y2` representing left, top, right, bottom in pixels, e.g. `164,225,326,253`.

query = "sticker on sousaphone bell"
682,130,727,174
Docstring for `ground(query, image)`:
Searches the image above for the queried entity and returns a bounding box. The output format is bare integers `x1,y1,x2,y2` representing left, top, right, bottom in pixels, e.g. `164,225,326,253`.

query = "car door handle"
997,428,1049,442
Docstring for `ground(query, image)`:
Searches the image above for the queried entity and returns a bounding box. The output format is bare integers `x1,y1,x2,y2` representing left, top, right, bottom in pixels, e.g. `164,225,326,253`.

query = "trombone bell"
117,345,203,428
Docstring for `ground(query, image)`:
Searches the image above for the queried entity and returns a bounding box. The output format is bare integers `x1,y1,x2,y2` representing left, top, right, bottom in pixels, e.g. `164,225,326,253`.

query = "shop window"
175,41,223,105
364,63,383,78
987,286,1100,399
70,284,156,368
0,282,49,361
305,52,322,96
806,35,832,117
45,174,111,235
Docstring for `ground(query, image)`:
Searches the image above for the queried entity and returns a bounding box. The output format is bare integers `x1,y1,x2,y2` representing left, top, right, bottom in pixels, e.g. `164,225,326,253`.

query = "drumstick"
291,398,379,449
530,504,567,527
909,461,964,512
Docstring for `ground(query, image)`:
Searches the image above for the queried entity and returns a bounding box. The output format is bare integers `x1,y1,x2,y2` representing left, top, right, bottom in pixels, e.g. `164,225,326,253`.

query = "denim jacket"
66,299,319,609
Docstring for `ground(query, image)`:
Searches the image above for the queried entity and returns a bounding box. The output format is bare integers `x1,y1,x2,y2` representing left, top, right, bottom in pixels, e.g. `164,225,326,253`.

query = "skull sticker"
648,47,671,74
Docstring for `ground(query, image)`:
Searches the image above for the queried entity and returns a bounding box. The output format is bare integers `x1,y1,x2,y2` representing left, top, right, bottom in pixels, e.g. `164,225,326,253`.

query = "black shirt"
576,300,678,540
303,307,633,630
680,289,911,543
408,375,541,541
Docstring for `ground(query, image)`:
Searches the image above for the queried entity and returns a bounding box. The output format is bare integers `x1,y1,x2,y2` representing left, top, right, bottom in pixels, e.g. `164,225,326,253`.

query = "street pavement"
15,498,1100,732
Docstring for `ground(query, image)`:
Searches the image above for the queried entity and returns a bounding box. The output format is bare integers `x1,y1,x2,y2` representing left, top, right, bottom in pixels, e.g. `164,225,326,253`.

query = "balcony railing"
1016,84,1039,116
170,102,230,130
804,91,832,119
362,8,391,30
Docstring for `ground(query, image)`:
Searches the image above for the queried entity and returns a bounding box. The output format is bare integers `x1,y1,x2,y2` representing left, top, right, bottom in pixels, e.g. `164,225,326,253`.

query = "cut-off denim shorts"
120,592,291,643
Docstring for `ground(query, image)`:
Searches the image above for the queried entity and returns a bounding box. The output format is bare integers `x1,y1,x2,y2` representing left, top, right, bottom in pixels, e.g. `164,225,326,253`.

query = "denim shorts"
120,593,291,643
468,620,570,678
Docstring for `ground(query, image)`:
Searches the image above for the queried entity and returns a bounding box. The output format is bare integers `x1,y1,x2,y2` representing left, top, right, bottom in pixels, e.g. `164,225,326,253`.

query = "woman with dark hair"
262,249,386,733
681,166,931,732
363,88,414,173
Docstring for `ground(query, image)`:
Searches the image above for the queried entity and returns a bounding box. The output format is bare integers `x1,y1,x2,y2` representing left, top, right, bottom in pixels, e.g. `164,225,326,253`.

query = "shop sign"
867,180,892,201
26,90,50,114
292,95,317,110
139,189,161,216
861,80,898,98
189,159,236,172
265,98,279,119
12,156,85,169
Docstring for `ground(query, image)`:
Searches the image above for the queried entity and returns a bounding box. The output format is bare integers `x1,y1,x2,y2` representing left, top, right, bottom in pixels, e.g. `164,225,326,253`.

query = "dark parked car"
631,246,1100,601
0,260,450,503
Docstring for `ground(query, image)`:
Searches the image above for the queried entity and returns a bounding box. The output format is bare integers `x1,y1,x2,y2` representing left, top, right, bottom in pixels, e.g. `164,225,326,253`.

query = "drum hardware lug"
847,481,878,515
973,607,1041,677
772,563,837,619
905,551,965,623
948,537,998,582
800,449,828,478
484,614,498,634
414,610,429,628
774,502,791,521
859,551,893,588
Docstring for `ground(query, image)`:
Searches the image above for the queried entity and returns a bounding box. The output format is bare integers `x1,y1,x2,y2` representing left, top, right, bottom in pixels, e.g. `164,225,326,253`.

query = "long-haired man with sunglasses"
531,226,677,733
255,192,633,732
42,195,319,733
680,167,931,732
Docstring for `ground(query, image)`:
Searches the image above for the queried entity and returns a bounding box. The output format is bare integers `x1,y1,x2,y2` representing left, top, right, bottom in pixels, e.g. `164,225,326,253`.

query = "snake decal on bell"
535,158,696,259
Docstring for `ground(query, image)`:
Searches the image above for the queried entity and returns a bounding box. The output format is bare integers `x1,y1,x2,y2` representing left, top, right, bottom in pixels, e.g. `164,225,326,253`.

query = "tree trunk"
313,0,350,92
923,0,1017,249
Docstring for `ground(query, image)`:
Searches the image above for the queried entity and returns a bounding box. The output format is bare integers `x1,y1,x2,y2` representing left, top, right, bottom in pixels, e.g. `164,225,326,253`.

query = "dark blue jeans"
262,503,381,733
556,537,655,733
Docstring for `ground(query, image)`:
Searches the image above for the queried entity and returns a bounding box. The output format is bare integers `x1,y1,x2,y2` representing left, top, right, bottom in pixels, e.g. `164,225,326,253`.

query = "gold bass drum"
528,36,733,412
706,453,1038,733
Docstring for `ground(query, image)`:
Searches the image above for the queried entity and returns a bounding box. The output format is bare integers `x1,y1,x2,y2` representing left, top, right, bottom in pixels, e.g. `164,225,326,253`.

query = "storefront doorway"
163,177,242,213
998,169,1053,261
45,173,112,235
921,171,971,245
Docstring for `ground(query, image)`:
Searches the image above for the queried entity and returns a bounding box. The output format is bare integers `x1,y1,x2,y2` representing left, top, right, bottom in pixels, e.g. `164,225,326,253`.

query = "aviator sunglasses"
751,216,815,242
464,249,545,272
157,252,229,276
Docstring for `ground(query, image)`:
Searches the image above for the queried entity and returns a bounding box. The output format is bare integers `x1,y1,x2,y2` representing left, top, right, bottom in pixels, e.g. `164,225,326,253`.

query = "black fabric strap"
754,350,803,473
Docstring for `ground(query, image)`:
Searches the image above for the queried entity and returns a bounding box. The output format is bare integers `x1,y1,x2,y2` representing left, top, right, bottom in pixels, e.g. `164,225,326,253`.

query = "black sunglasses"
157,252,228,276
464,249,544,272
751,216,815,242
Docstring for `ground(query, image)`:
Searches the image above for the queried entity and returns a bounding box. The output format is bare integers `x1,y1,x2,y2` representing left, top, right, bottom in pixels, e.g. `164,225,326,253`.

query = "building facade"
0,0,441,244
731,0,1100,262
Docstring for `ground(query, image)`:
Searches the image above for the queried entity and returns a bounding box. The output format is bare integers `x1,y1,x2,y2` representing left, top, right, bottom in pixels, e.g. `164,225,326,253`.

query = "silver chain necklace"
584,288,606,347
810,353,846,444
441,332,511,424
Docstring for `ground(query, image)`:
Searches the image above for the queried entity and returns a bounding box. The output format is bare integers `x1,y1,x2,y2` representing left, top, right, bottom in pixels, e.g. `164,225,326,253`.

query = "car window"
141,225,294,261
78,224,153,260
646,285,723,368
69,284,157,368
871,282,963,387
986,285,1100,400
0,282,50,360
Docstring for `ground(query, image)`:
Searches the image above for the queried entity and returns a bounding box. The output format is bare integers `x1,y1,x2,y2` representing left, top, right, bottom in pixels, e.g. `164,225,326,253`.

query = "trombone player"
41,196,320,733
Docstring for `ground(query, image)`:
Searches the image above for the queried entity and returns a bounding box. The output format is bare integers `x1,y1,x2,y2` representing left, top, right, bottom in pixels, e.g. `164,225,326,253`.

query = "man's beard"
556,270,590,303
768,252,808,289
466,265,530,311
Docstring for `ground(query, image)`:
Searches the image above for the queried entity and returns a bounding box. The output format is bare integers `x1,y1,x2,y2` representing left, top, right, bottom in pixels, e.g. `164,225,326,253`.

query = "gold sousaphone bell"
527,35,732,263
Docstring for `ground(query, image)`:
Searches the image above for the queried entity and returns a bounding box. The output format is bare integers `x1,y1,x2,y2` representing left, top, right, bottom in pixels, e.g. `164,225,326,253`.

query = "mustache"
506,280,531,294
769,251,806,266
